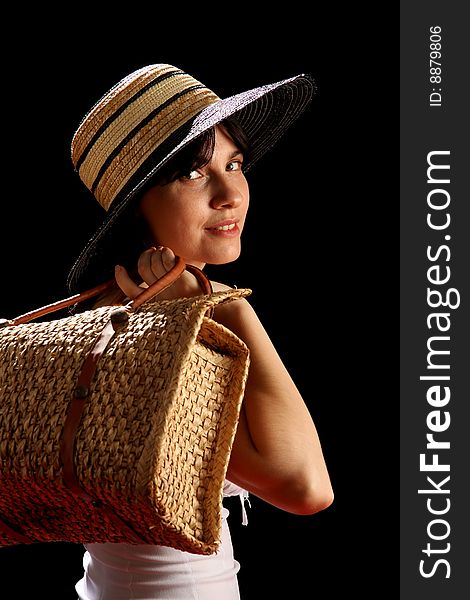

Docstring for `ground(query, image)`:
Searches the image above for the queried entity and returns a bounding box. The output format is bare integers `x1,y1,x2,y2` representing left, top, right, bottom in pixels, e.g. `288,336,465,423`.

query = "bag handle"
8,257,212,326
128,261,212,310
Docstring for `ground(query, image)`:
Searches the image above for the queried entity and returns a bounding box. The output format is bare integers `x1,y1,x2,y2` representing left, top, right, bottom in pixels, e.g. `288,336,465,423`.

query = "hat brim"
67,73,316,293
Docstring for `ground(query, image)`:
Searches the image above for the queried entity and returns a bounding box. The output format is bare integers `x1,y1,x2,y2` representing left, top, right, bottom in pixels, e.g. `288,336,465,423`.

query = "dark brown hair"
141,117,250,190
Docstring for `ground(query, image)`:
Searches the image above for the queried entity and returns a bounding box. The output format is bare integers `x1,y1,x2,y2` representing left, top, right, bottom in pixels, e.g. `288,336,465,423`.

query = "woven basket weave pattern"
0,288,250,554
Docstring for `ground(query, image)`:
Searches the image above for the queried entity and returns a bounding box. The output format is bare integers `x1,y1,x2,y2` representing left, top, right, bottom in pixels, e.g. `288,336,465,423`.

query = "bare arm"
213,294,333,515
115,247,334,515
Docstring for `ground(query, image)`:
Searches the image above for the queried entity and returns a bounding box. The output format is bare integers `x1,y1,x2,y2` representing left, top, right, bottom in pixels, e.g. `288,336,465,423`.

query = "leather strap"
10,256,212,325
128,256,186,309
60,319,118,497
186,263,213,295
186,264,214,318
59,314,145,544
129,260,213,315
11,279,117,325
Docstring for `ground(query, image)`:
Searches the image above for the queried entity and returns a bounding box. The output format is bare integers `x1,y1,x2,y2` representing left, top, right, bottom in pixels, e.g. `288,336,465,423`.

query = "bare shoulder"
210,280,256,330
210,280,236,293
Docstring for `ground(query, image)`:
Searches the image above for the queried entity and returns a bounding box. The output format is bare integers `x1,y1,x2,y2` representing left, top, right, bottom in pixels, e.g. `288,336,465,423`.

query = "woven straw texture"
0,288,250,554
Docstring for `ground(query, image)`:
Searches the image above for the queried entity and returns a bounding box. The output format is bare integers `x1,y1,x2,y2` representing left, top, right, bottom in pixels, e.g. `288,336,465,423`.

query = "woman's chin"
199,243,241,266
212,247,241,265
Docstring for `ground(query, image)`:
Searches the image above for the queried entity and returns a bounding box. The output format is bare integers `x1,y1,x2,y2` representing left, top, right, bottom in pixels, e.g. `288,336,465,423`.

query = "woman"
68,63,333,599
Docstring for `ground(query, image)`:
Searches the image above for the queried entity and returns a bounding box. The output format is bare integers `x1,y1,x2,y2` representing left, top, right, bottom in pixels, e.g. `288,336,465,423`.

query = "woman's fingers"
137,246,176,283
114,264,143,299
137,247,160,283
160,247,177,272
115,246,204,301
115,247,178,300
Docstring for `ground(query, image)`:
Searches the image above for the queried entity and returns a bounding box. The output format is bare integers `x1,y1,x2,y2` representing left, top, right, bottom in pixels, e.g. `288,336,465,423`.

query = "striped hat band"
72,65,220,211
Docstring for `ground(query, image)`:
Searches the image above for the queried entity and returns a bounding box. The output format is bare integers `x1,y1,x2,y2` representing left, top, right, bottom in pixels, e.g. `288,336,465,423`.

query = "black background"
0,9,397,599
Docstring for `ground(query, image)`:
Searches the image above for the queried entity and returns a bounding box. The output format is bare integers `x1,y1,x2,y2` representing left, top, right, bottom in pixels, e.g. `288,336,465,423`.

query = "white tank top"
75,481,250,600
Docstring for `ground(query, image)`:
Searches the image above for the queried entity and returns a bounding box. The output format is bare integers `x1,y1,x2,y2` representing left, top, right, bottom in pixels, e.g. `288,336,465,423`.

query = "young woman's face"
140,126,249,269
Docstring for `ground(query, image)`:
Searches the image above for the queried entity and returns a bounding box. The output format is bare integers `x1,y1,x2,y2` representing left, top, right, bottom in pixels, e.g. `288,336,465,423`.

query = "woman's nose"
209,174,246,210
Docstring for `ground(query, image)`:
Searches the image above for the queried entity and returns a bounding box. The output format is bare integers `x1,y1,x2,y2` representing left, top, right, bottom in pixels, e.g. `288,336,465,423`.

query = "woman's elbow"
286,476,334,515
300,486,334,515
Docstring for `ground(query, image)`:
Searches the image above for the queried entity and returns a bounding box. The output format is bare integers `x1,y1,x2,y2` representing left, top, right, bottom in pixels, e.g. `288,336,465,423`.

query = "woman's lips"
205,219,240,237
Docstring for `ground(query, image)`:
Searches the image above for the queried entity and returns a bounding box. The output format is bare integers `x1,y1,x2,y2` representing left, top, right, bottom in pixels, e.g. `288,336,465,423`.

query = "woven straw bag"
0,258,250,555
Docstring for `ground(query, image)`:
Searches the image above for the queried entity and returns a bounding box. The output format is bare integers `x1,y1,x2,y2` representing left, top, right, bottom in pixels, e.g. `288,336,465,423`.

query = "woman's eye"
181,169,202,181
227,160,243,172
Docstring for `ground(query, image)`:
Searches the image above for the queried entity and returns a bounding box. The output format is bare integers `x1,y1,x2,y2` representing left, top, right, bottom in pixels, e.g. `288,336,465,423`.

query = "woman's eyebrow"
228,148,243,158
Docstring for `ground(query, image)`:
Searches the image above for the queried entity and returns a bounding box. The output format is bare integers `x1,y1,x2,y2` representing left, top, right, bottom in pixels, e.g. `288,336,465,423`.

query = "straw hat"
67,64,316,292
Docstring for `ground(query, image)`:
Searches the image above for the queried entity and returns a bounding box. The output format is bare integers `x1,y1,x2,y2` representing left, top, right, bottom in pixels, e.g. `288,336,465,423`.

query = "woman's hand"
114,246,204,301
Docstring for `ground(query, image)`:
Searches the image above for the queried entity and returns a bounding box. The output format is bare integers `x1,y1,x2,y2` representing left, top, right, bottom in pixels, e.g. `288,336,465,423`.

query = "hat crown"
71,64,220,211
